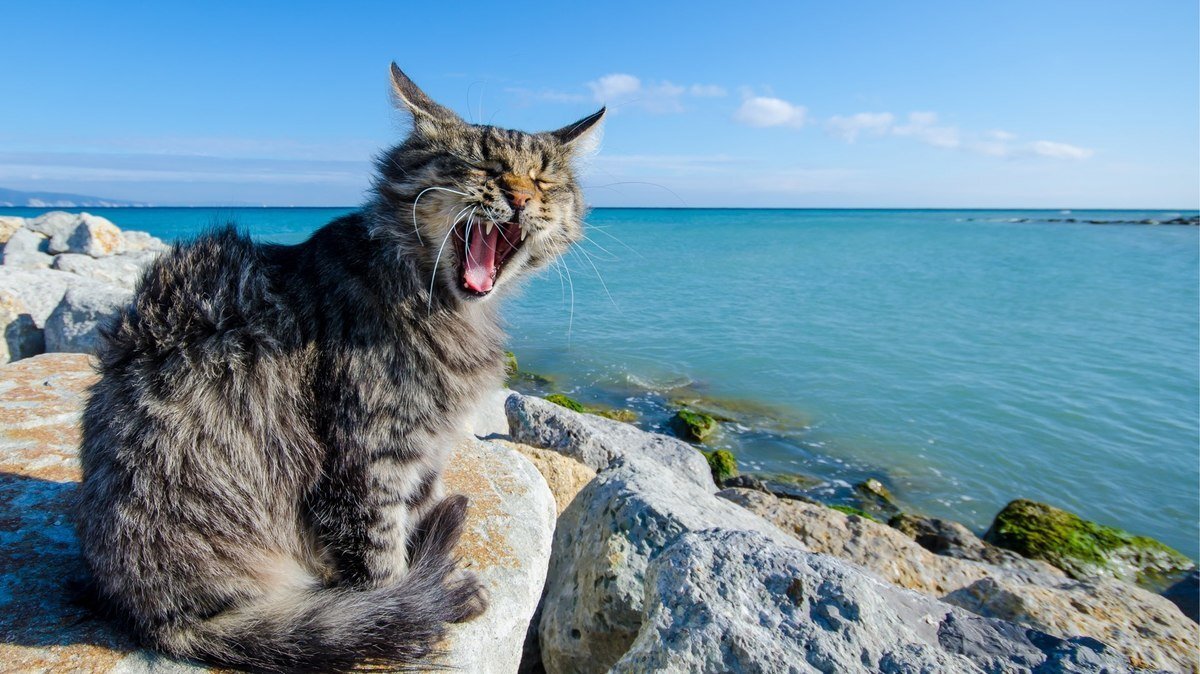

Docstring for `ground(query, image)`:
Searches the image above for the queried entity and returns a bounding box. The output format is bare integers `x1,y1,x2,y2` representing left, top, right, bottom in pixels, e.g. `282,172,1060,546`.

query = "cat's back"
100,225,302,367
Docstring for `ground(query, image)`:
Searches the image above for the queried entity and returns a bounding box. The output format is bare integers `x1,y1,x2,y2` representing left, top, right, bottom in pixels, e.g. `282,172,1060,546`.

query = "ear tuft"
552,107,606,152
389,63,461,128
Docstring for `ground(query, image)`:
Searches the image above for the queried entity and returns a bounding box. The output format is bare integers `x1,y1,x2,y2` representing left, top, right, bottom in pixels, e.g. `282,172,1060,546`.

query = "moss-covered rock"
853,478,900,517
670,409,718,442
984,499,1195,586
829,504,880,522
702,449,738,484
540,393,637,425
545,393,587,413
594,408,638,423
503,351,519,376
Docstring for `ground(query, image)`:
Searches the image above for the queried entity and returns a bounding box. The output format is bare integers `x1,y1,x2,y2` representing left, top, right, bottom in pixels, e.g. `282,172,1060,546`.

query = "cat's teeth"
484,221,494,235
520,229,527,241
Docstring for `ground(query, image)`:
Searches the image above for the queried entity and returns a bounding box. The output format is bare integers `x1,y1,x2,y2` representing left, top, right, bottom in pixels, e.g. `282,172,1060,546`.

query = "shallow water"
6,206,1197,557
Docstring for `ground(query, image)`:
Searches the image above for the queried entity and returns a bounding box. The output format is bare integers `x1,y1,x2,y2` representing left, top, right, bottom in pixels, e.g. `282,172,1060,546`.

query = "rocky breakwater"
0,353,557,673
503,392,1154,674
0,211,169,361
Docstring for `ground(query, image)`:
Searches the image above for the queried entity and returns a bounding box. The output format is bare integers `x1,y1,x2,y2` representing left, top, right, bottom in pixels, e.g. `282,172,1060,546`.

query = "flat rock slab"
0,354,553,673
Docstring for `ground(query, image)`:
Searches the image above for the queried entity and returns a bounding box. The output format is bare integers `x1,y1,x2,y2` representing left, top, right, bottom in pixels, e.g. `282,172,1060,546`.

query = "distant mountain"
0,187,149,207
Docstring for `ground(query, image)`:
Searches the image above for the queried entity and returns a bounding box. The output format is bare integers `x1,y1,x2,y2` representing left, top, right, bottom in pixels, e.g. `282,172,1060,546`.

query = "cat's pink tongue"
463,224,499,293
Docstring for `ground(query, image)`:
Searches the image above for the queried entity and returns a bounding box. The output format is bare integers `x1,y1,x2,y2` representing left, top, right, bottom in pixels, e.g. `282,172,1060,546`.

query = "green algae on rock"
503,351,519,376
542,392,637,424
670,409,718,442
830,504,881,522
702,449,738,484
544,393,587,413
984,498,1195,586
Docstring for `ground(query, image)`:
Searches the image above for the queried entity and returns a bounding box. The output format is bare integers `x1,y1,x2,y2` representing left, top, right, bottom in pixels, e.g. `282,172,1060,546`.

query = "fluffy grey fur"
73,64,604,673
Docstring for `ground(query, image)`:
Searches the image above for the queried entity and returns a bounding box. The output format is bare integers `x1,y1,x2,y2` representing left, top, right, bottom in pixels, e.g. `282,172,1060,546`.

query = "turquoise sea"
5,206,1198,559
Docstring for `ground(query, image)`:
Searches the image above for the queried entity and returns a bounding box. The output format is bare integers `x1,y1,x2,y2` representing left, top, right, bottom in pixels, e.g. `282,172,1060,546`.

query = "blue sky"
2,1,1197,207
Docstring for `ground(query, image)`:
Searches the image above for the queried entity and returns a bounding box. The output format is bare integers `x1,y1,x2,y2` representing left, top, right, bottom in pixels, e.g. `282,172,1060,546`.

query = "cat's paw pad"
446,568,489,623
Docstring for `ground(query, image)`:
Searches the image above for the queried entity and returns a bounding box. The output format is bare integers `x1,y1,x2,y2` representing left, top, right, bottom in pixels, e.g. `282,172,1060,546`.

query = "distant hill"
0,187,149,207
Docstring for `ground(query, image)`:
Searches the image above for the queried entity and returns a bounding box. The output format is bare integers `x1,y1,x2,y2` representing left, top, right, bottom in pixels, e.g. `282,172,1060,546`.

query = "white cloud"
1027,140,1094,160
826,112,895,142
819,111,1093,161
689,84,727,97
733,96,808,128
588,74,641,102
579,74,718,113
892,112,961,149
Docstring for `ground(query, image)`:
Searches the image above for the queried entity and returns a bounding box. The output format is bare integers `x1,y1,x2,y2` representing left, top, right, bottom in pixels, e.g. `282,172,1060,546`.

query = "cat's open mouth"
455,217,525,296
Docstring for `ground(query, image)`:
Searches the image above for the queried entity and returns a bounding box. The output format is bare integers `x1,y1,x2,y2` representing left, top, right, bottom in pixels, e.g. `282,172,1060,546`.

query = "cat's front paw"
445,568,489,623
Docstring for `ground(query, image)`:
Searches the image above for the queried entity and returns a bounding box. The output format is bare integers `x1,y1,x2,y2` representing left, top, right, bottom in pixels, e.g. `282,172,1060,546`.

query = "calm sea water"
6,206,1198,558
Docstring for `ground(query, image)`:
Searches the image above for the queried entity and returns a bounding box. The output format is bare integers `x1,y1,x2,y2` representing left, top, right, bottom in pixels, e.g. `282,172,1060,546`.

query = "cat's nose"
500,174,536,212
508,190,533,209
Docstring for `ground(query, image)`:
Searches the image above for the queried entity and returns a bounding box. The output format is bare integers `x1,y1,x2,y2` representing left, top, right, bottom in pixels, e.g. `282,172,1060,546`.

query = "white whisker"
412,186,472,246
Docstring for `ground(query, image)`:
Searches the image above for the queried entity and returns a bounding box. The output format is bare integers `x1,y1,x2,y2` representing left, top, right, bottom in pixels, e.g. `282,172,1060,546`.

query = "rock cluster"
0,211,169,362
502,391,1189,673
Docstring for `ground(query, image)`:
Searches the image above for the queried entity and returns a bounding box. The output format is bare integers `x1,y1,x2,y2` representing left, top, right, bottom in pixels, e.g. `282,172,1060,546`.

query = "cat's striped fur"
74,64,604,672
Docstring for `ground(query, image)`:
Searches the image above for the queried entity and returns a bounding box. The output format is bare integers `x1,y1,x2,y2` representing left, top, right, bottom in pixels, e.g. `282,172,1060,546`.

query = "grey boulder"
539,455,798,674
3,228,53,269
49,213,126,257
44,284,132,353
52,251,158,289
505,391,713,489
0,289,43,362
611,529,1138,674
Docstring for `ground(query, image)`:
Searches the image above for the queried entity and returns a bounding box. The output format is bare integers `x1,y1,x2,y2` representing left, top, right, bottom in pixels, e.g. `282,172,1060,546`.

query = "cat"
73,63,604,673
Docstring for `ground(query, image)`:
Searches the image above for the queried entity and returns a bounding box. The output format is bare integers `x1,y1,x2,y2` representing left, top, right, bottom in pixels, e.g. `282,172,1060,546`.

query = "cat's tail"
164,495,484,673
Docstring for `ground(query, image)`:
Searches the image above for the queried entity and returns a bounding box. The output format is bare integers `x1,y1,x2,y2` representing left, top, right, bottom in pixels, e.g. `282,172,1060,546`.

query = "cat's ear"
389,63,461,132
552,107,606,153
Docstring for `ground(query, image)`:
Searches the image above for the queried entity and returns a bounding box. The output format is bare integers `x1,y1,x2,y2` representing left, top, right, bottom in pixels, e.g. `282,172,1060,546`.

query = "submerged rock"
702,448,738,484
0,354,555,673
721,488,1197,673
611,529,1137,674
669,408,717,441
1162,570,1199,623
984,498,1195,586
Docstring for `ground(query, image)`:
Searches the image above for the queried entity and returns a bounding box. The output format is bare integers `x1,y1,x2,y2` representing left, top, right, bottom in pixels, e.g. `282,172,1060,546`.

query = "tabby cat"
74,63,604,672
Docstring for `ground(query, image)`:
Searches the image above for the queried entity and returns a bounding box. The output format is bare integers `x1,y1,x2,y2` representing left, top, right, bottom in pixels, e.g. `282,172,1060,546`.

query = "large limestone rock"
0,215,23,244
52,252,158,289
0,267,94,326
48,213,126,257
121,230,170,254
25,211,82,240
44,283,132,354
506,391,714,490
0,289,42,362
539,456,799,674
440,438,557,673
722,487,1197,673
611,529,1137,674
503,440,596,517
3,227,53,269
0,354,554,673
